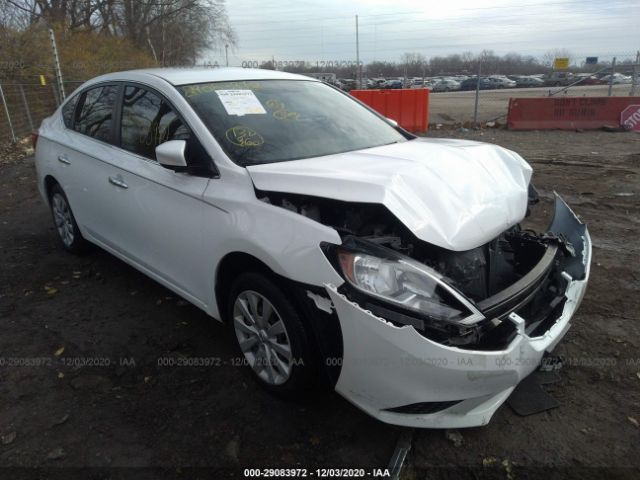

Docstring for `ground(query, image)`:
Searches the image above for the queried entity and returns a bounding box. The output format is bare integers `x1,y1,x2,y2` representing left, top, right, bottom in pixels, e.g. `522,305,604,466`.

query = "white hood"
246,138,533,251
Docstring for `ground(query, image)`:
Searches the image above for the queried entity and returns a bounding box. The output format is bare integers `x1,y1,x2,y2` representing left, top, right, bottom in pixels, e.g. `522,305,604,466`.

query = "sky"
204,0,639,66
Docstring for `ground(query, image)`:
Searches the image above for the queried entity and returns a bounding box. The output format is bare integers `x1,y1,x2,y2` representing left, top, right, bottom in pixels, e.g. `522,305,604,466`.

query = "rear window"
61,95,78,128
74,85,119,143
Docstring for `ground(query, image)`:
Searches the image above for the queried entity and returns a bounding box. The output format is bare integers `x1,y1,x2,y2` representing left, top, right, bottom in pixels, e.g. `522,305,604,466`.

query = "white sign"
621,104,640,132
216,90,266,116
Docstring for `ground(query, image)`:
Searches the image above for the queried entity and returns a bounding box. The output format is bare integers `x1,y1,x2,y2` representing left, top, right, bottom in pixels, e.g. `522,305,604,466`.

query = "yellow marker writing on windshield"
225,126,264,147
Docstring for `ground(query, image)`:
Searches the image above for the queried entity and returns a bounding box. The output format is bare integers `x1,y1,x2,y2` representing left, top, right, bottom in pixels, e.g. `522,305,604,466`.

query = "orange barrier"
507,97,640,130
350,89,429,133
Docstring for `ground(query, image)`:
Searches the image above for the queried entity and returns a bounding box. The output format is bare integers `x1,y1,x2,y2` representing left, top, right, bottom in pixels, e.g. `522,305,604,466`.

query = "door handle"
108,175,128,189
57,154,71,165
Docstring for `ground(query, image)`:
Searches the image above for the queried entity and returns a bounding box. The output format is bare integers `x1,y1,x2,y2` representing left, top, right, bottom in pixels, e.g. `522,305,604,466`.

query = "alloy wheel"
233,290,293,385
52,193,74,247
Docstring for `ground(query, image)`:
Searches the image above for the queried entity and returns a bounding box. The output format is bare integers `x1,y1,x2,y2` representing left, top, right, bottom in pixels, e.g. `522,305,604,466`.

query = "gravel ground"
0,130,639,479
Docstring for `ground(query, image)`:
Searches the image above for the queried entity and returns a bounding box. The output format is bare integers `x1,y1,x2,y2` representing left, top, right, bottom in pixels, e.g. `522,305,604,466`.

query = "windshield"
177,80,406,166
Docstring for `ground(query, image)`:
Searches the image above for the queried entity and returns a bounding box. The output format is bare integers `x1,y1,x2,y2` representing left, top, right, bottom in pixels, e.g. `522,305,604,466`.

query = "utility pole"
355,15,361,89
608,57,616,97
473,60,481,125
48,28,65,102
225,44,229,67
631,51,639,97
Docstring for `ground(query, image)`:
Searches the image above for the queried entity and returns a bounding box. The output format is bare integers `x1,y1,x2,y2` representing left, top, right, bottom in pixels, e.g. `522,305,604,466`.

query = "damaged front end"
322,197,587,349
260,188,591,427
261,188,589,352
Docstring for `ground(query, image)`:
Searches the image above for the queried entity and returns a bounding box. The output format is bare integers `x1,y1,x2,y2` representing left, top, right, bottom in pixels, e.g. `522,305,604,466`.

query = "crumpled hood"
246,138,533,251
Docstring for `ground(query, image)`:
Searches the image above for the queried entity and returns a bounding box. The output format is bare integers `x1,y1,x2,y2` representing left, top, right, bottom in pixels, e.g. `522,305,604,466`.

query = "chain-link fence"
0,80,84,143
429,83,639,126
1,52,639,143
428,52,640,125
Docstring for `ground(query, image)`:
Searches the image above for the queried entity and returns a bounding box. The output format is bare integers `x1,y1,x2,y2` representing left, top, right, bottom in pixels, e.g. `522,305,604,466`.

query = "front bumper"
326,195,591,428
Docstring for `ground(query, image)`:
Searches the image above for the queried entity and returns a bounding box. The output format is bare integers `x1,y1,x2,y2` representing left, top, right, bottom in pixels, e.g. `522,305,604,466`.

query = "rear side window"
74,85,119,142
61,94,78,128
120,85,189,160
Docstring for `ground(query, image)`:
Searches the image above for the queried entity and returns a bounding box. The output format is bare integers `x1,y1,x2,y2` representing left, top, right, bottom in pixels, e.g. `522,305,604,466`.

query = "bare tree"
4,0,236,65
400,52,427,77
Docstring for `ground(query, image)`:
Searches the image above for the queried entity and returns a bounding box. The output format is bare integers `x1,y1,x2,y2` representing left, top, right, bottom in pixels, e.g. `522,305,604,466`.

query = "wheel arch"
215,250,344,388
215,251,276,323
43,175,60,204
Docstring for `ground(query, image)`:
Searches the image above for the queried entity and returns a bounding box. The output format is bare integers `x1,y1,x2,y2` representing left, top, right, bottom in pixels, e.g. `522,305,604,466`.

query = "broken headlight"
325,237,484,326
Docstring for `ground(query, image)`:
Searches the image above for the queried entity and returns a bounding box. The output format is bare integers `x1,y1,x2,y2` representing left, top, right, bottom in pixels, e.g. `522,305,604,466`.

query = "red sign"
621,105,640,132
507,97,640,130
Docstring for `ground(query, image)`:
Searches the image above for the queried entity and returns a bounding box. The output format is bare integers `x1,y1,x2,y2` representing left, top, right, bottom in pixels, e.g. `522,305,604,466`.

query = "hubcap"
52,193,74,247
233,290,293,386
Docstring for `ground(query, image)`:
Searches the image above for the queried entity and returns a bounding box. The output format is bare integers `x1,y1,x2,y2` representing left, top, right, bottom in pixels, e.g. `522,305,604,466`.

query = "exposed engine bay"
258,187,578,348
258,187,564,301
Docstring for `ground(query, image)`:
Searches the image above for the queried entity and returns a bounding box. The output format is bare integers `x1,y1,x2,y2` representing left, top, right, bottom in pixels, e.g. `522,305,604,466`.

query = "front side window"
178,80,406,166
120,86,189,160
74,85,119,142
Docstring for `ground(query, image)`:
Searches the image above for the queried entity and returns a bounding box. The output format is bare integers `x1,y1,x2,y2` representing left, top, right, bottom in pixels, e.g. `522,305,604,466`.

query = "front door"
100,84,216,306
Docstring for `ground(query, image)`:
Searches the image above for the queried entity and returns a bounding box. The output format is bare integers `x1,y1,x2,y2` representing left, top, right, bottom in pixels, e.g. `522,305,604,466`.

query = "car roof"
88,67,317,86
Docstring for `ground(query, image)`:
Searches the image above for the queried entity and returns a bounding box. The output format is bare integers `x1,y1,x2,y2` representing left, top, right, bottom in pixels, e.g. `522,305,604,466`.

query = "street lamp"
225,44,229,67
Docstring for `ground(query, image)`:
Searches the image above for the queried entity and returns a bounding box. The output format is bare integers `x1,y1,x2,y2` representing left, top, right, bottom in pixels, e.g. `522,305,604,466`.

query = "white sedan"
34,68,591,428
431,79,461,92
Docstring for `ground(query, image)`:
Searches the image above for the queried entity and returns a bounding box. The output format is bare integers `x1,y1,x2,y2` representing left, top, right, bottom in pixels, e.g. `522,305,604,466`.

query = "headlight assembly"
325,237,484,326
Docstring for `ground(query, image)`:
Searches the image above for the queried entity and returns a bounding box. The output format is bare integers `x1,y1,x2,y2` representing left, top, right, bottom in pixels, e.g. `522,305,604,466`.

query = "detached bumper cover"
326,194,591,428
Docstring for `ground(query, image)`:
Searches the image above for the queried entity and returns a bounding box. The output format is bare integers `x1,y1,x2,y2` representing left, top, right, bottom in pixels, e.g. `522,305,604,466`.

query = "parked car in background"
460,77,492,91
515,76,545,88
383,79,404,89
410,79,433,90
572,74,601,86
338,79,357,91
600,73,632,85
369,78,387,89
431,79,461,92
545,71,574,86
487,76,517,88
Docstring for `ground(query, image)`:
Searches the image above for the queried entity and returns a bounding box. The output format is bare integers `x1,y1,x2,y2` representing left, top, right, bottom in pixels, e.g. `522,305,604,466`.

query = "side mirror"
156,140,187,169
386,117,399,128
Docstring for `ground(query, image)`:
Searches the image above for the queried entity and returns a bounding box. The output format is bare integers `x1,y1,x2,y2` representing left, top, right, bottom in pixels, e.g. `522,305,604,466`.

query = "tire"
49,183,88,254
227,271,319,399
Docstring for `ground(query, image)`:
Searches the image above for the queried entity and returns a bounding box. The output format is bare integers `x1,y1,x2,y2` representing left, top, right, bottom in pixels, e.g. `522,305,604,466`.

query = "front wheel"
228,272,319,398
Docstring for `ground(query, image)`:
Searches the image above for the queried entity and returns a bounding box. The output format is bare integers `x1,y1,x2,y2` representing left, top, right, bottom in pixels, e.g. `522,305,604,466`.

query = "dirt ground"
0,130,639,479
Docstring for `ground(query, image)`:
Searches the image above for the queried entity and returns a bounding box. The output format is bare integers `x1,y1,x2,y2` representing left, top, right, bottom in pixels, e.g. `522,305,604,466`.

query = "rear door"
57,83,123,245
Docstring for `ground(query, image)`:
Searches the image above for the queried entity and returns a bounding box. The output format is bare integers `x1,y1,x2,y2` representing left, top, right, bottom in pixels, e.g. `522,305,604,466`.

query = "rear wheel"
228,272,318,398
49,184,88,254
